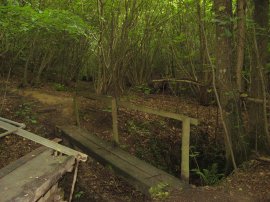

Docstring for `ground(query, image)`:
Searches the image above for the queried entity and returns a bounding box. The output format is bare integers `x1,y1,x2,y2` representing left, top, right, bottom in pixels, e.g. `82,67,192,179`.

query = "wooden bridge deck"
0,147,75,202
58,125,188,195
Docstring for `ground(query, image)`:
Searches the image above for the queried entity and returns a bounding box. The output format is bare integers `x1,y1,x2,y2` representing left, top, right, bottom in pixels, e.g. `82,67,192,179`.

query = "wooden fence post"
73,93,80,128
111,97,119,145
181,118,190,182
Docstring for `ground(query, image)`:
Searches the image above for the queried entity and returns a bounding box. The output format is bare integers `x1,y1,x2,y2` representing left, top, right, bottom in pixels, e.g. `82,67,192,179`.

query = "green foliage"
191,163,224,185
126,120,151,137
74,191,84,199
149,182,170,200
0,6,36,35
102,107,112,113
190,148,200,159
0,4,93,84
15,102,37,124
37,9,89,37
0,5,90,37
4,5,84,38
134,85,152,95
53,83,67,91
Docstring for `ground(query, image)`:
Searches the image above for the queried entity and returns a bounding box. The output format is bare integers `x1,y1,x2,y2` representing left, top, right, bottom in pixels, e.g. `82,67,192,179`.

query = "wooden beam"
0,150,75,202
246,97,264,104
111,98,119,145
118,100,199,125
181,118,190,182
152,79,204,86
0,138,62,179
0,120,87,162
78,93,199,125
0,128,18,138
0,117,25,128
0,147,47,179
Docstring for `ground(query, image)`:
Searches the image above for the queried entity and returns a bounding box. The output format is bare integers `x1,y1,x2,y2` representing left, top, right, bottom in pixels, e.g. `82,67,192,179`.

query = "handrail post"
111,97,119,145
181,118,190,183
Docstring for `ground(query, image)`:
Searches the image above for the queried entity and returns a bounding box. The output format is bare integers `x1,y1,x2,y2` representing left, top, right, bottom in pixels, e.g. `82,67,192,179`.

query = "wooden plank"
0,128,17,138
0,120,88,162
0,147,47,179
118,100,198,125
181,118,190,182
0,117,26,128
0,150,75,202
111,98,119,144
58,126,187,195
0,139,61,179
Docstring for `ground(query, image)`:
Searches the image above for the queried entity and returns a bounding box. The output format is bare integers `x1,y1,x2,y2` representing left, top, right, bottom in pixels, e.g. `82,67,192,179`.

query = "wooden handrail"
0,120,88,162
118,100,198,125
78,92,199,182
79,92,198,125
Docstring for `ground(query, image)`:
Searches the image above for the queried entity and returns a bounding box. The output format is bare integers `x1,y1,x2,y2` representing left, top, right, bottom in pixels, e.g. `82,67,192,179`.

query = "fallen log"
37,106,57,113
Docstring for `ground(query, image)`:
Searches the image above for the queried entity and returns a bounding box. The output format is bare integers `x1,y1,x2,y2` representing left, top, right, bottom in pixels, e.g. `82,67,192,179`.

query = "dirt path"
19,89,73,115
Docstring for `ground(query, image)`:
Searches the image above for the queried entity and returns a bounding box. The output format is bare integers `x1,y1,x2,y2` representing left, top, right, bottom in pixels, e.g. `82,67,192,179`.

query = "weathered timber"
152,79,204,86
0,149,75,202
36,107,57,113
0,139,62,179
0,120,87,162
0,146,47,179
78,93,199,126
0,117,26,128
76,93,199,126
118,100,199,125
58,125,188,196
0,128,18,138
181,119,190,182
111,98,119,144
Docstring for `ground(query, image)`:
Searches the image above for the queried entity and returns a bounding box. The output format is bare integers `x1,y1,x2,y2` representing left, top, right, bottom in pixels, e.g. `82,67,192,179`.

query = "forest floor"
0,80,270,201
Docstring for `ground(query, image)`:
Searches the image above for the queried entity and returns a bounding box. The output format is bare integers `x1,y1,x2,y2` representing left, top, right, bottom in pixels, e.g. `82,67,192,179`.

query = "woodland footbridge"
0,146,75,202
0,117,87,202
58,125,188,195
59,93,199,195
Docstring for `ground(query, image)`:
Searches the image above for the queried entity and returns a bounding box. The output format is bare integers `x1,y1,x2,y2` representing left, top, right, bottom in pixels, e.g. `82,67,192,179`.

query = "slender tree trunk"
197,0,211,105
248,0,270,153
197,0,208,84
96,0,107,94
23,36,37,87
236,0,246,92
214,0,247,171
34,52,52,85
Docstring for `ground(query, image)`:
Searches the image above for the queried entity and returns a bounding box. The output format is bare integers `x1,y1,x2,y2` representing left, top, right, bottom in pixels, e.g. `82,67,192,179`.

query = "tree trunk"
236,0,246,92
197,0,208,85
248,0,270,153
197,0,212,106
214,0,247,171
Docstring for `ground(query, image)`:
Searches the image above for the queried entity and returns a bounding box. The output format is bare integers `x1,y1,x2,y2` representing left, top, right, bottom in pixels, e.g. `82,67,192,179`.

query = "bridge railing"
77,92,199,182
